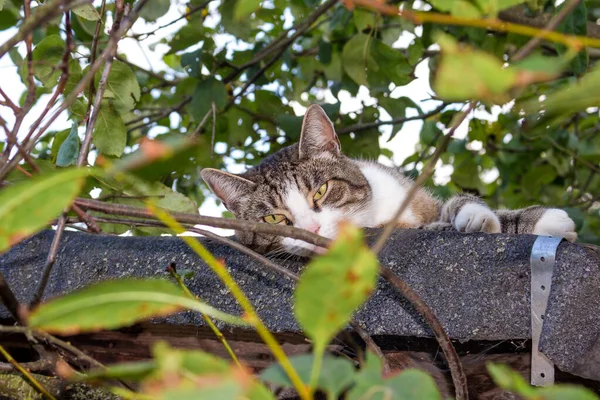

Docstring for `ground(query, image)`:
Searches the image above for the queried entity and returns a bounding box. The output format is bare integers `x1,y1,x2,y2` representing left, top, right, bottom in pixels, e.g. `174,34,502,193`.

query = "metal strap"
530,235,562,386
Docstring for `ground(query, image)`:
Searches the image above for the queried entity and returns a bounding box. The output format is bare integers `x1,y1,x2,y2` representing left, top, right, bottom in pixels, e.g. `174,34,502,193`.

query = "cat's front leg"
441,194,501,234
496,207,577,242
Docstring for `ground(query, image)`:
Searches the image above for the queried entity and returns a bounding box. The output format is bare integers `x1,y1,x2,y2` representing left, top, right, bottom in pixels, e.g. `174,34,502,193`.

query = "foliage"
2,0,600,398
1,0,599,243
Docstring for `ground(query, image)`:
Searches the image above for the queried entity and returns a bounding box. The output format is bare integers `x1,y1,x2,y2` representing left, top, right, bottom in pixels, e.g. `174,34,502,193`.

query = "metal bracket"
530,235,562,386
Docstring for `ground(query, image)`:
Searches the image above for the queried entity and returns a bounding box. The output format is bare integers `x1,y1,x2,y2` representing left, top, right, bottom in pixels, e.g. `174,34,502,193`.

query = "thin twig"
130,0,212,40
0,344,57,400
30,216,67,307
78,0,124,166
0,358,54,372
372,102,475,254
74,198,330,248
512,0,583,62
166,263,242,367
83,0,107,125
379,266,468,400
0,272,22,324
223,0,338,83
191,106,213,136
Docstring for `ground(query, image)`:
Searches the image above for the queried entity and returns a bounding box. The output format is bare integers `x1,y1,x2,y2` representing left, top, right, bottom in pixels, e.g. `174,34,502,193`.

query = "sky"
0,0,503,235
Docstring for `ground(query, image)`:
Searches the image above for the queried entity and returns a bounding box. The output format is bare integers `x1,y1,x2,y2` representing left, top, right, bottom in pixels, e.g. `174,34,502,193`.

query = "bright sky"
0,1,503,235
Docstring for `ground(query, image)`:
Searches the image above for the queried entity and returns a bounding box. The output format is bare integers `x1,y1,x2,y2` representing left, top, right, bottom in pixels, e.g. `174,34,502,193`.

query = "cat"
201,105,576,255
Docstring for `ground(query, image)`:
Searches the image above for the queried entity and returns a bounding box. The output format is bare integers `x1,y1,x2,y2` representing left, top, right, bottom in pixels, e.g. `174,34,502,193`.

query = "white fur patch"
454,203,501,233
281,187,342,254
356,163,418,227
533,209,577,242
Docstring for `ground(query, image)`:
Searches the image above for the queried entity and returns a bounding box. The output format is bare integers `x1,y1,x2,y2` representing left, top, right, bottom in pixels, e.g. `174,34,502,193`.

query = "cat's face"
201,105,372,255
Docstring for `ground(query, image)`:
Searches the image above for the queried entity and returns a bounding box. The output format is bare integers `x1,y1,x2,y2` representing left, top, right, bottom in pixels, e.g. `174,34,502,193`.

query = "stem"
166,265,242,368
309,344,324,395
512,0,583,62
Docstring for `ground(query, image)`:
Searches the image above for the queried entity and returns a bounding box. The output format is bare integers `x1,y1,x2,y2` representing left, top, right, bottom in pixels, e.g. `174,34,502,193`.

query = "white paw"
454,203,501,234
533,209,577,242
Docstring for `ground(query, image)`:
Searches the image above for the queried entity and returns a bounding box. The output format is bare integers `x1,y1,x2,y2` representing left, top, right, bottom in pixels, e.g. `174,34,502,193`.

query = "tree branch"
0,0,89,60
499,4,600,41
337,103,447,135
73,198,331,248
0,0,150,182
511,0,583,62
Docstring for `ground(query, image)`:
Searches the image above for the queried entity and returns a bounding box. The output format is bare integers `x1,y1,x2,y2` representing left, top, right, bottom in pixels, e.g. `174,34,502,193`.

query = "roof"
1,229,599,381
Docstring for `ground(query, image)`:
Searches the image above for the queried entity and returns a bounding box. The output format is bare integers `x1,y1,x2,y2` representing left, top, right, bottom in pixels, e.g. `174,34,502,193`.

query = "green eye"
263,214,286,224
313,182,328,201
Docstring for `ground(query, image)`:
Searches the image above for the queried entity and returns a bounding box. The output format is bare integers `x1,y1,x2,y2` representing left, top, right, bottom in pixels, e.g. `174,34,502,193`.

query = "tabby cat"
201,105,576,255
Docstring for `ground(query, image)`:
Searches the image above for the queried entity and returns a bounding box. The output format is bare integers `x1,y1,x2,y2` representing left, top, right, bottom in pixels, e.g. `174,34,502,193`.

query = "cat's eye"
313,182,328,201
263,214,287,224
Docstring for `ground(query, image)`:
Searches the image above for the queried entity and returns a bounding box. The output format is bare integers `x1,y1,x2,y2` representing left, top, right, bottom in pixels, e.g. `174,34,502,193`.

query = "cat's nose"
306,223,320,234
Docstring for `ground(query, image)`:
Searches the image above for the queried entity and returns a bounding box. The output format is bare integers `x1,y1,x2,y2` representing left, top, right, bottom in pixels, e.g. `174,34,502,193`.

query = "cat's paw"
453,203,501,234
533,209,577,242
419,222,454,231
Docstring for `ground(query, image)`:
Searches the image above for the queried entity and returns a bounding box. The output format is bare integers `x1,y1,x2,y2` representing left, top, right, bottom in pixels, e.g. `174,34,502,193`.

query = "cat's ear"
298,104,341,158
200,168,256,212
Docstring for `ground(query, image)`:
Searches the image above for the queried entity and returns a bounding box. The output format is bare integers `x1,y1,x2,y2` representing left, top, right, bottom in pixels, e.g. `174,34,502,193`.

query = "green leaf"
29,278,246,334
50,128,70,164
342,34,375,86
434,33,517,103
294,224,378,351
522,164,556,197
31,34,65,88
72,3,100,20
0,0,5,11
348,352,441,400
486,363,538,398
97,60,141,115
475,0,526,17
234,0,261,21
353,9,376,31
139,342,274,400
525,65,600,117
343,34,413,88
56,122,80,167
189,77,228,122
429,0,481,17
260,354,355,398
420,120,441,144
139,0,171,22
93,100,127,157
81,361,156,382
0,168,89,254
0,0,19,30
